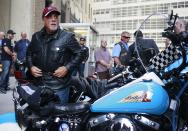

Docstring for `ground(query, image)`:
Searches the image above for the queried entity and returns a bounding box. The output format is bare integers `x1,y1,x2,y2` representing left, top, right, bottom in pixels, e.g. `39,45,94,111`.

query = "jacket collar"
40,26,61,40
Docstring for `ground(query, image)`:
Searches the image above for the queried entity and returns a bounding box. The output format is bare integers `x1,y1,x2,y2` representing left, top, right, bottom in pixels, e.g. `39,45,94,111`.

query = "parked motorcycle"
13,11,188,131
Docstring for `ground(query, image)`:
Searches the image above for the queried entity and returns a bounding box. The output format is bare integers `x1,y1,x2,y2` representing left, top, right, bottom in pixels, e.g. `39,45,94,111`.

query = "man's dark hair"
134,30,143,38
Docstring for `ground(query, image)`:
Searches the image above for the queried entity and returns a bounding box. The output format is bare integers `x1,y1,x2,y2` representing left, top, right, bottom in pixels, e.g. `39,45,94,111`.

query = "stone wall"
32,0,45,33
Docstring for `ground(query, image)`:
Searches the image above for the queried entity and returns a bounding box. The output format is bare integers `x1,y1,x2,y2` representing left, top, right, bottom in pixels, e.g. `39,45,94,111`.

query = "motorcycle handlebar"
105,82,119,90
108,70,130,83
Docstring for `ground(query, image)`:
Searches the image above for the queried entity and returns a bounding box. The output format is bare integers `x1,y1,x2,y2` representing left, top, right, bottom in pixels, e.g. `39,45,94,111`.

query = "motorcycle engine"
87,114,136,131
87,114,171,131
109,117,136,131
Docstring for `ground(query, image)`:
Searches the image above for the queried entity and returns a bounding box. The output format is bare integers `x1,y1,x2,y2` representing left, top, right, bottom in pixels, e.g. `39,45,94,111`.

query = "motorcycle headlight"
110,118,136,131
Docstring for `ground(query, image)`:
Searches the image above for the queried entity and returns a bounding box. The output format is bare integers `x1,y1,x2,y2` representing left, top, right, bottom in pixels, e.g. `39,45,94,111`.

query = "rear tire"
14,101,27,129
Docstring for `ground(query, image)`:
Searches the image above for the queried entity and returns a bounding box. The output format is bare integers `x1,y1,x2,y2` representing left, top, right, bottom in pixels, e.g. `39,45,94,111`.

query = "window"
185,1,188,7
178,2,185,8
172,2,177,8
106,9,110,14
96,10,100,14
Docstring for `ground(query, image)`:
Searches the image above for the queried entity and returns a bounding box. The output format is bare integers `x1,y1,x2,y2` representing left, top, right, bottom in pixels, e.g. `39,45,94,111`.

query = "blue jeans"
0,60,12,90
72,63,85,77
55,87,70,104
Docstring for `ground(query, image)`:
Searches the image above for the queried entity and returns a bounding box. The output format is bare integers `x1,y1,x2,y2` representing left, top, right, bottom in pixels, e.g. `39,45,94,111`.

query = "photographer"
174,19,187,35
149,19,187,72
163,19,187,45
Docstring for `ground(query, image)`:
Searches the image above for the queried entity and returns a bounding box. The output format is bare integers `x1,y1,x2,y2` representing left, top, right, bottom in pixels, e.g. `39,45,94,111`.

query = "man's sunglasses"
122,36,131,39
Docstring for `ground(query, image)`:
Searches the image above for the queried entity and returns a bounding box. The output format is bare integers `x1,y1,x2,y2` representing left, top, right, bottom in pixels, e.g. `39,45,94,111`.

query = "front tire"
14,101,27,130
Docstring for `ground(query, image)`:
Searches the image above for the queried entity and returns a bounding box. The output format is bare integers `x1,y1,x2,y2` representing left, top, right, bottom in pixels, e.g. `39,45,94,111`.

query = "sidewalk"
0,77,21,131
0,76,17,114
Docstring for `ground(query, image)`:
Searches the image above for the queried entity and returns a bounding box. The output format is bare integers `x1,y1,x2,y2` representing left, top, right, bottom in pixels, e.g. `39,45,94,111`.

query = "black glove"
40,88,54,98
40,88,60,106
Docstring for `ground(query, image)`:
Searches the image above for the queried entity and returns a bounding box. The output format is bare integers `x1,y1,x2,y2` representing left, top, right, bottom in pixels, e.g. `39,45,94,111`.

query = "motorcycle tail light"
14,71,23,79
14,71,29,84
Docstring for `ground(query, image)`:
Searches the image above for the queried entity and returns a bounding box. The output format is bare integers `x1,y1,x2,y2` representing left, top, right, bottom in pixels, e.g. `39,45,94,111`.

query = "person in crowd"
129,30,159,66
94,40,112,79
174,19,187,34
14,32,30,62
0,31,5,48
0,32,5,73
0,30,16,94
112,31,131,66
26,6,84,104
174,19,188,121
72,37,89,77
0,32,5,62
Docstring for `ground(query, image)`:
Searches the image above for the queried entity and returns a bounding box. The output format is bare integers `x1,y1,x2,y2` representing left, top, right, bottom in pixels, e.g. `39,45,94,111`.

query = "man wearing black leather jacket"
26,6,85,104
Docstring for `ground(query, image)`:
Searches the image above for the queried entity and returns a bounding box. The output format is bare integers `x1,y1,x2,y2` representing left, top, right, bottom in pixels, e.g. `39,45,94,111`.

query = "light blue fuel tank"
165,54,188,73
91,75,169,115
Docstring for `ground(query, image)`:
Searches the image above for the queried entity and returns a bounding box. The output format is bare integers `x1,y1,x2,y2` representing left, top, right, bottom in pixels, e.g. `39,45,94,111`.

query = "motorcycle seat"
53,102,90,115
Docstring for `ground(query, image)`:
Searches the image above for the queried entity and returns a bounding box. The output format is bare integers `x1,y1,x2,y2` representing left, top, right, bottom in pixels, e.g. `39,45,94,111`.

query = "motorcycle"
13,11,188,131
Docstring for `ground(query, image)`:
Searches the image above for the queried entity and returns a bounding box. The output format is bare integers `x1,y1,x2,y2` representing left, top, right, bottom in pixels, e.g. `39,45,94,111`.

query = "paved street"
0,76,21,130
0,76,17,114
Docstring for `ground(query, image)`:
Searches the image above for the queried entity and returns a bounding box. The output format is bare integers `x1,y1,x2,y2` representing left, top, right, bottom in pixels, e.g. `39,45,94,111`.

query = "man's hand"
30,66,42,77
99,60,112,69
12,52,17,62
106,64,111,69
53,66,68,78
113,57,122,66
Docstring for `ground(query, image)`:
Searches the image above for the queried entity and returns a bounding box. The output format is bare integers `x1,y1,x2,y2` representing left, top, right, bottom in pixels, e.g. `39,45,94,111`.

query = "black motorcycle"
13,11,188,131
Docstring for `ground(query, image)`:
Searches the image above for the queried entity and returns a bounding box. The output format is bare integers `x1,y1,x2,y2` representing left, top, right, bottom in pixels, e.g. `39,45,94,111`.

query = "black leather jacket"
26,27,85,90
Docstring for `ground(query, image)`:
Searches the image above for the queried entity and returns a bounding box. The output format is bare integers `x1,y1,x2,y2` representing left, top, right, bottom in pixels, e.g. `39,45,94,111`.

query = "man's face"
101,40,107,48
43,13,59,33
21,32,27,39
80,40,86,45
121,33,130,43
174,20,186,34
174,21,182,34
8,34,14,40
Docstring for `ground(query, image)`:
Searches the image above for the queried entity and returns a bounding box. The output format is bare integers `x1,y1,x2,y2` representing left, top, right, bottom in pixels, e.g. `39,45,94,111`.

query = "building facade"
0,0,92,40
0,0,94,76
61,0,92,23
92,0,188,50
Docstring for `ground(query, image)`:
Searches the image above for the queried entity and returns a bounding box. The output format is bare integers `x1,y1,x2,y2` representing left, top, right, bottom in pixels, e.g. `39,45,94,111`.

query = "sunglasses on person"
122,36,131,39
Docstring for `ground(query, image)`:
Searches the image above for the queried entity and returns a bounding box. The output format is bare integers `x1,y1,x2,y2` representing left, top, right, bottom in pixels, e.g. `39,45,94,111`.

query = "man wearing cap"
129,30,159,66
26,6,85,104
0,29,16,94
72,37,89,77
